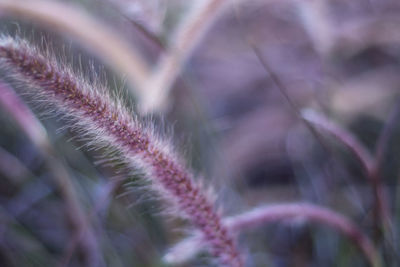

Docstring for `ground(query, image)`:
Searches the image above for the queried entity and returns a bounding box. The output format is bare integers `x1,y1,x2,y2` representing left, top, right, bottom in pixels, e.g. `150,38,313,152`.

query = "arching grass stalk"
166,203,381,267
141,0,227,113
0,0,151,105
0,81,103,266
302,109,392,240
0,37,243,267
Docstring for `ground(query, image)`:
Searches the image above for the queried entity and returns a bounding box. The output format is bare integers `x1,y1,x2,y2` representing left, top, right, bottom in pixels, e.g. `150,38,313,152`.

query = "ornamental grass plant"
0,1,399,266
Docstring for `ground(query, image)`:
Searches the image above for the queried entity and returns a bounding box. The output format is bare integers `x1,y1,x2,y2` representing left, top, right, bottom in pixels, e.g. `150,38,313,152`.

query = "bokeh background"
0,0,400,266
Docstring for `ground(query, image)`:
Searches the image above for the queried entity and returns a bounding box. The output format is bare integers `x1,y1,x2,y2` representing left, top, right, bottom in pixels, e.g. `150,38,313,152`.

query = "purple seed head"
0,37,243,267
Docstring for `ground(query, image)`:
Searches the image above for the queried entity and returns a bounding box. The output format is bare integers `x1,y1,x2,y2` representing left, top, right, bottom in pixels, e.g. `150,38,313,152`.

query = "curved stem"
0,81,103,266
167,203,381,267
301,109,374,172
302,109,392,242
141,0,226,113
0,0,150,105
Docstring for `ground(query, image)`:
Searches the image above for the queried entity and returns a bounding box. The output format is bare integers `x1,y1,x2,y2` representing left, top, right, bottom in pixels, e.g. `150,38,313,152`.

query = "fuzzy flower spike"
0,37,243,267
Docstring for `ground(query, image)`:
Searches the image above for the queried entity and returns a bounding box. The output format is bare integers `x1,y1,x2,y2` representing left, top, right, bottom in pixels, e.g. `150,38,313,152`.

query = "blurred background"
0,0,400,266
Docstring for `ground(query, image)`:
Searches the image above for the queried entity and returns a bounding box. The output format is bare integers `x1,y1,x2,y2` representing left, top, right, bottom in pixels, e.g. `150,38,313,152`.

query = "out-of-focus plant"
0,0,399,267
